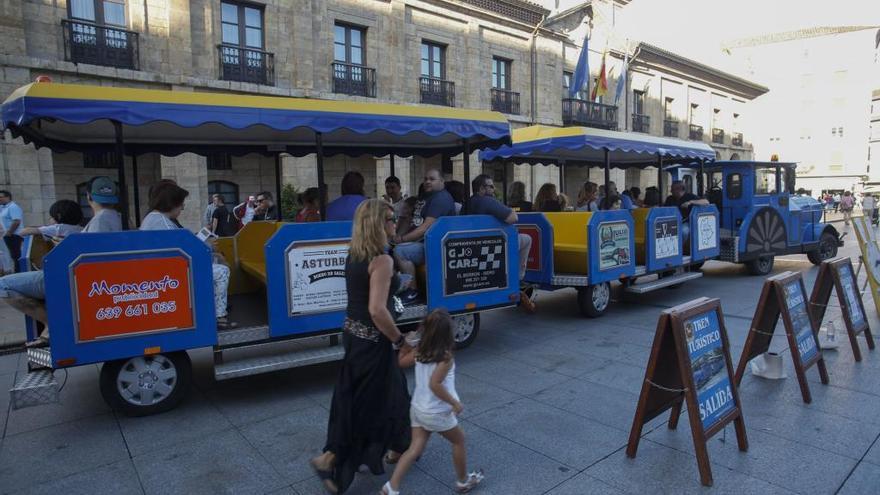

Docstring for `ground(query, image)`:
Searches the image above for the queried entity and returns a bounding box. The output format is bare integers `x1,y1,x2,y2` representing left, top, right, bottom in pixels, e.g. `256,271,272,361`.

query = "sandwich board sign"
810,257,875,361
627,297,748,487
734,271,829,403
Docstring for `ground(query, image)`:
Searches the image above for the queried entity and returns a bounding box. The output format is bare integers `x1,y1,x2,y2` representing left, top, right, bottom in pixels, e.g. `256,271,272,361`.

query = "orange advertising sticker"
74,256,195,342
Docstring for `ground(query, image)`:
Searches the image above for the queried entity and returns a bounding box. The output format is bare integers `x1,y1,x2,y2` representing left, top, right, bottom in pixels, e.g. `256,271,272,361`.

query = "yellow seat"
632,208,650,264
543,212,591,275
240,259,268,284
234,221,283,288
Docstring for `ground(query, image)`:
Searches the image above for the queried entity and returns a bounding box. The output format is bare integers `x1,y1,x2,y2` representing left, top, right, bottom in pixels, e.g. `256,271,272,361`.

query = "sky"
613,0,880,75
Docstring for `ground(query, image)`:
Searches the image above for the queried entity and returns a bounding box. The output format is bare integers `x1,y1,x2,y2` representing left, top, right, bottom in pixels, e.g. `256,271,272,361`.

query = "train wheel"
807,231,838,265
578,282,611,317
453,313,480,350
745,255,775,276
100,351,191,417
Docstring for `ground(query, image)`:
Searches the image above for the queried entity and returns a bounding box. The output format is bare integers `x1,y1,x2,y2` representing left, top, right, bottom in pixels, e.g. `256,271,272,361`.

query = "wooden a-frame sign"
810,257,875,361
627,297,748,487
734,271,829,403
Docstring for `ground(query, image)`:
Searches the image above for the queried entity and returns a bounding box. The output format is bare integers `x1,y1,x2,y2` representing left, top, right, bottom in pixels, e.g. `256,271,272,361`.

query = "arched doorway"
730,153,741,160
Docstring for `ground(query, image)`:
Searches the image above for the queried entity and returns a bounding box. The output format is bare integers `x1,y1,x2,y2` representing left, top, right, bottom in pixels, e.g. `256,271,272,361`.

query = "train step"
214,334,343,380
624,271,703,294
10,369,59,410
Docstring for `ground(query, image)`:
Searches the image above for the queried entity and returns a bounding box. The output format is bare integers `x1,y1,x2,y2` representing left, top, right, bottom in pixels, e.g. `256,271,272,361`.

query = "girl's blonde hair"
576,181,597,207
508,181,527,206
417,308,454,364
534,183,557,209
349,198,391,262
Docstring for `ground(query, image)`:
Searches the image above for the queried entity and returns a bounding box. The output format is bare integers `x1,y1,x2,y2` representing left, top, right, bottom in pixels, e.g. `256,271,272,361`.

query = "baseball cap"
89,176,119,204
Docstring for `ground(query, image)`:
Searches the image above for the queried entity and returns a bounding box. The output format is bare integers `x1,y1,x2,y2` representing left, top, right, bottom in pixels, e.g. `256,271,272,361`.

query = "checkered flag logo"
478,244,503,270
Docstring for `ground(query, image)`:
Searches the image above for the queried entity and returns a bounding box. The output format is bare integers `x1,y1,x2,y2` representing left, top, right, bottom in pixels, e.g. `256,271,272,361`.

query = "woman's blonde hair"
577,181,597,207
534,183,557,209
350,199,391,262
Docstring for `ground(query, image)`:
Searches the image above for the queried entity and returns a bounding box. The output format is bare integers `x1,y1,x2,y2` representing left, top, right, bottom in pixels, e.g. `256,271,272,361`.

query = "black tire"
745,255,775,276
577,282,611,317
690,261,705,271
807,231,839,265
100,351,192,417
453,313,480,350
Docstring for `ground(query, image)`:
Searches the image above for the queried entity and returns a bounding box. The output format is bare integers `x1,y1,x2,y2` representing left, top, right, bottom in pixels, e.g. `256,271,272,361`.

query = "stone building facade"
1,0,765,230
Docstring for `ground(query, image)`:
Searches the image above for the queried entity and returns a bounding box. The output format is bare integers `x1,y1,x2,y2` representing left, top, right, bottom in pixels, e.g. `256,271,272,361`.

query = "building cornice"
423,0,569,41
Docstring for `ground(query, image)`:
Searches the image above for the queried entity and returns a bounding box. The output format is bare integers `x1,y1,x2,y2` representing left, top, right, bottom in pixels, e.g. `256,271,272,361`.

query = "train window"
754,167,777,195
707,171,723,190
784,167,796,194
683,175,694,194
726,173,742,199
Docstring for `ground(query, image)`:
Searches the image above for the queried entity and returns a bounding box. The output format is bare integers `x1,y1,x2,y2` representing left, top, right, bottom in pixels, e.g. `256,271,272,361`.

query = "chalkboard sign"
809,257,875,362
654,216,679,259
442,232,509,296
734,271,829,404
627,297,748,487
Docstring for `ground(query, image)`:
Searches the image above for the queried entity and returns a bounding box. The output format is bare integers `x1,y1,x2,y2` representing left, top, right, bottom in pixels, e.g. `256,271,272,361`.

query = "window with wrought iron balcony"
663,119,679,138
689,124,704,141
561,73,618,129
712,128,725,144
218,2,274,85
62,0,139,70
332,24,376,97
420,42,454,107
632,114,650,133
732,132,743,147
491,57,520,114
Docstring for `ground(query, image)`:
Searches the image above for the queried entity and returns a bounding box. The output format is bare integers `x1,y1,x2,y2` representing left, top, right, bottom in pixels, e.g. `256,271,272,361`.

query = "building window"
208,180,239,206
421,41,445,79
689,103,699,124
491,57,511,90
69,0,126,26
664,97,674,119
633,90,645,115
563,71,586,100
334,23,365,66
83,151,117,169
222,1,263,50
206,153,233,170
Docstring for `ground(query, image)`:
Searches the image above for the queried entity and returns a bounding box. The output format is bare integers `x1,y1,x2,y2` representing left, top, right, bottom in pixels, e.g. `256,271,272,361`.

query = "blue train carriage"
482,125,720,317
677,161,842,275
3,81,513,415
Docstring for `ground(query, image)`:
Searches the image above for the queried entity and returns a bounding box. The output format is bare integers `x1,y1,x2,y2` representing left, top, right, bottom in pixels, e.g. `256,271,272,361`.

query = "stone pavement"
2,227,880,494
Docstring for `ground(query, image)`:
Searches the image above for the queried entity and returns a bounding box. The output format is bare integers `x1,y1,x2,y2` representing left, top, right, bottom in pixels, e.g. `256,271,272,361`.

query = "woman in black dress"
311,199,411,493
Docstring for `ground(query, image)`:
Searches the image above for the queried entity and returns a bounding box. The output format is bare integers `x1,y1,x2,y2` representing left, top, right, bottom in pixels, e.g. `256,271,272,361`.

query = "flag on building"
569,31,590,98
592,51,608,101
614,51,629,105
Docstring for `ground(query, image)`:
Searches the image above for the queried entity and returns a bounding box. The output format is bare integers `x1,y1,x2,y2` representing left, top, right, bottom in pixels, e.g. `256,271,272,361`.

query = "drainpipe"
530,16,546,125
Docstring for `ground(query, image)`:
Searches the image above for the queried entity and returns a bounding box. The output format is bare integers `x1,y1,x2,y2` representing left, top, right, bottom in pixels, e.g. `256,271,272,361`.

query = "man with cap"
0,176,122,347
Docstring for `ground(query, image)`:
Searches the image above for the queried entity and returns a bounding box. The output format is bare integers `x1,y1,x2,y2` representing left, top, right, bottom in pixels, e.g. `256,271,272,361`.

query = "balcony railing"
419,77,455,107
332,62,377,98
62,19,139,70
218,44,275,86
663,119,679,138
562,99,618,130
632,114,650,133
732,132,743,146
689,124,704,141
491,88,520,115
712,128,725,144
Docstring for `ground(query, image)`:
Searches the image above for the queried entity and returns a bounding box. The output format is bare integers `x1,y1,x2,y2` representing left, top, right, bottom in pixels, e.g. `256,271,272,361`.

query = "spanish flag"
592,52,608,101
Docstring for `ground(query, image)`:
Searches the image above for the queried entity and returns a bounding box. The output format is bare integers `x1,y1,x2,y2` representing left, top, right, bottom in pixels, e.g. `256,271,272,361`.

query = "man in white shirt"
0,190,24,271
863,194,876,225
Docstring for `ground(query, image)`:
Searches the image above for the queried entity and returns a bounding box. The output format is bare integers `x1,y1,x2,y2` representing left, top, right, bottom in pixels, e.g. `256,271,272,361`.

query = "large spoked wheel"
807,231,839,265
100,351,192,417
577,282,611,317
453,313,480,350
745,255,775,276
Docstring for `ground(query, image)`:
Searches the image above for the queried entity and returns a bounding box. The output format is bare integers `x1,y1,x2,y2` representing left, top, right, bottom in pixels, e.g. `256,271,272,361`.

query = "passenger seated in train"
535,183,562,212
575,181,599,212
643,186,661,207
598,181,633,209
600,195,623,211
664,180,709,241
395,197,418,239
326,171,368,221
625,187,643,207
140,181,238,330
295,187,322,222
507,181,533,212
392,169,457,304
464,174,536,313
446,180,466,215
0,177,122,347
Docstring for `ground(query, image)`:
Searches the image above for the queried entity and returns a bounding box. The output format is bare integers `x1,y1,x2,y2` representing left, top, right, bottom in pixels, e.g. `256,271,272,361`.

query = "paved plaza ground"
2,223,880,494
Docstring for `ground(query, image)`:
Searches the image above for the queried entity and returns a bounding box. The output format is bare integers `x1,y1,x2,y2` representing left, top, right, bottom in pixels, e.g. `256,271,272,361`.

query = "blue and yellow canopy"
1,82,511,157
480,125,716,167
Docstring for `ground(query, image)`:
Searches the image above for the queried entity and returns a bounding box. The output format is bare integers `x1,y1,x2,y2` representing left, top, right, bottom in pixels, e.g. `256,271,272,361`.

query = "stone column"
0,135,56,225
160,153,208,231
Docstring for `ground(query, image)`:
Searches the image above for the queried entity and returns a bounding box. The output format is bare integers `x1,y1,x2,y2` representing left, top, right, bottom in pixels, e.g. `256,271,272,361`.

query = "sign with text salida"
73,256,195,342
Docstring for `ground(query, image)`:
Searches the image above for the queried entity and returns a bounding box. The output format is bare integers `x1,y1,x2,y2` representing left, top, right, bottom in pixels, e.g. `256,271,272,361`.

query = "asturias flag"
569,32,590,98
592,52,608,101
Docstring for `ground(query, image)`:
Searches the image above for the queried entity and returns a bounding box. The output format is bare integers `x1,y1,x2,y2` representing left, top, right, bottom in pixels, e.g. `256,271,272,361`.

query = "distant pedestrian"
204,195,219,229
326,171,368,221
233,196,257,227
840,191,854,225
210,195,239,237
863,194,875,224
253,191,278,221
295,187,321,222
0,190,24,271
382,309,484,495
